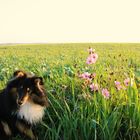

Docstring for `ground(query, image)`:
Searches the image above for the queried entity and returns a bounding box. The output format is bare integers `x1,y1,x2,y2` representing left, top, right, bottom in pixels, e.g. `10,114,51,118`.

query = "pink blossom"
102,88,110,99
86,53,98,64
79,72,91,80
124,78,130,86
89,83,99,92
114,81,122,90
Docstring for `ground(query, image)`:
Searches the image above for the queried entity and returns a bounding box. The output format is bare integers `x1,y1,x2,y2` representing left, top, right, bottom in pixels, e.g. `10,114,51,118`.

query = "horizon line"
0,42,140,45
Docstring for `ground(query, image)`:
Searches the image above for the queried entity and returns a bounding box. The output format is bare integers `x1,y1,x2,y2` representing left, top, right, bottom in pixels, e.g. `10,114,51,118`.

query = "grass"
0,43,140,140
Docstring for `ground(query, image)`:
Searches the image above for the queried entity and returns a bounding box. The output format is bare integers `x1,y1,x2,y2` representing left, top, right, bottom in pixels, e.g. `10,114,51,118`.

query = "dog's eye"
39,81,44,85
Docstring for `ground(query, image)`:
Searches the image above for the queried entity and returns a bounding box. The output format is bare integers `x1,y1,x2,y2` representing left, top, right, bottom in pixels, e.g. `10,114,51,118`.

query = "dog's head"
17,76,48,106
7,70,49,107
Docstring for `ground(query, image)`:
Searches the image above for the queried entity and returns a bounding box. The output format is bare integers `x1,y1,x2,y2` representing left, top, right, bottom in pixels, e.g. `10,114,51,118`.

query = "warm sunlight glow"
0,0,140,43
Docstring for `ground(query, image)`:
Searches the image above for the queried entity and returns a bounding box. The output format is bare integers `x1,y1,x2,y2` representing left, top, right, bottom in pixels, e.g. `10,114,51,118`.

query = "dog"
0,71,24,140
0,70,49,140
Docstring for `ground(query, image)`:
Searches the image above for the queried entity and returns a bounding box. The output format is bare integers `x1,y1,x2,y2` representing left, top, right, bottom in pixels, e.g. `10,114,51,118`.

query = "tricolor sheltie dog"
0,70,49,140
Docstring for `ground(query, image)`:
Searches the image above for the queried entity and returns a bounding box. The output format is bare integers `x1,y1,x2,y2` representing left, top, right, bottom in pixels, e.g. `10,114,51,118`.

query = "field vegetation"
0,43,140,140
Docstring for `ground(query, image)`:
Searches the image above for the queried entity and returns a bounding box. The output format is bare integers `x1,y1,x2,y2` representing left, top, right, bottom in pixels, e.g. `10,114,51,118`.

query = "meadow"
0,43,140,140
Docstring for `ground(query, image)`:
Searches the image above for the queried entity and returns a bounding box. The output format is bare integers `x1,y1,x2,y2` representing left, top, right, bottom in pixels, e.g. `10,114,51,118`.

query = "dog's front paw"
32,135,38,140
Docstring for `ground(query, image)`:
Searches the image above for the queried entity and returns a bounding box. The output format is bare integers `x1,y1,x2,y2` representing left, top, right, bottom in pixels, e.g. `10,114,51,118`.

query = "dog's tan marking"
19,93,29,105
16,121,36,139
37,81,44,95
1,121,12,136
22,93,29,103
17,72,25,77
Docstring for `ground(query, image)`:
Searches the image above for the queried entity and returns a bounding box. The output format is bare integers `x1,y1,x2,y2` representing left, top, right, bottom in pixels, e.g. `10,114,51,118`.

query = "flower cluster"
79,47,131,99
90,83,99,92
86,48,98,64
102,88,110,99
114,78,130,90
124,78,130,86
115,81,122,90
79,72,91,80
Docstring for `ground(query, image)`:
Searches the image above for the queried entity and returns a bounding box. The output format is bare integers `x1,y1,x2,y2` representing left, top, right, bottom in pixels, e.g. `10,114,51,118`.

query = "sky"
0,0,140,43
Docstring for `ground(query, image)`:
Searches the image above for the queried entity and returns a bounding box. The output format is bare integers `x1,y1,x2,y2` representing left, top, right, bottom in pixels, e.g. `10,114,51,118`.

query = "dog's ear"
7,70,27,88
37,77,43,85
13,70,27,78
6,74,25,91
31,76,46,96
32,77,44,85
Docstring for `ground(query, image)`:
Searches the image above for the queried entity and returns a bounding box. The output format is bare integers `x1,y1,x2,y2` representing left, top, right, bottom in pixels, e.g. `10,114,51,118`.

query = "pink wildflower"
89,83,99,92
86,53,98,64
102,88,110,99
79,72,91,80
124,78,130,86
114,81,122,90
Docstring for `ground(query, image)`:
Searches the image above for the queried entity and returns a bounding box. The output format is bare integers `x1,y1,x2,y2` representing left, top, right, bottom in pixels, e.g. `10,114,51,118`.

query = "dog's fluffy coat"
0,70,49,140
17,101,45,124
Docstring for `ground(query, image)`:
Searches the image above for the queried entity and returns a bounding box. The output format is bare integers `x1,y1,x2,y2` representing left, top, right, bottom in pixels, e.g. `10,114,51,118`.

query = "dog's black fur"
0,70,49,140
0,74,22,140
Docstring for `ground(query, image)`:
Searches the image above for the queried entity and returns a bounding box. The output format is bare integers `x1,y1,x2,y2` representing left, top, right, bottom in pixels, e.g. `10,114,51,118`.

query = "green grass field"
0,43,140,140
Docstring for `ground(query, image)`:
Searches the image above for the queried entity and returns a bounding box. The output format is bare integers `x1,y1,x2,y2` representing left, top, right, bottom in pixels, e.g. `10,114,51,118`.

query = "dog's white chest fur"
17,102,45,124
